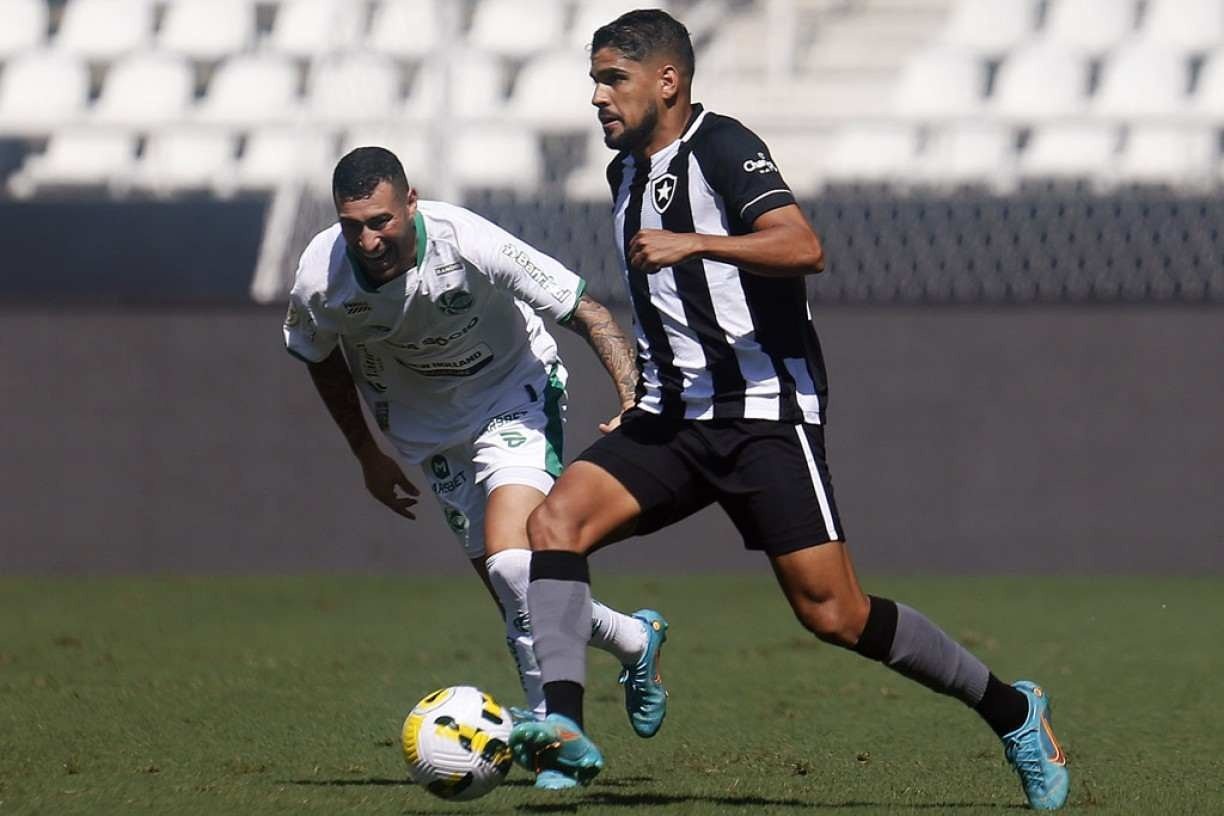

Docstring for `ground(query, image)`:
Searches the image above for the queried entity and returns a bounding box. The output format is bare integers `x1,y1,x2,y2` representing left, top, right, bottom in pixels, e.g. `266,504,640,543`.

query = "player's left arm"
627,204,824,278
560,294,639,432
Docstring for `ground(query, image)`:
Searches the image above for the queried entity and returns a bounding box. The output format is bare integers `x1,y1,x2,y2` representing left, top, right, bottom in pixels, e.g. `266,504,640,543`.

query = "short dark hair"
591,9,695,79
332,146,409,202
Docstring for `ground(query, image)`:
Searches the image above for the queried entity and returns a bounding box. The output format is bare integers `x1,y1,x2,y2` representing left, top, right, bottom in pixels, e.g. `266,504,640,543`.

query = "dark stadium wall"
1,305,1220,575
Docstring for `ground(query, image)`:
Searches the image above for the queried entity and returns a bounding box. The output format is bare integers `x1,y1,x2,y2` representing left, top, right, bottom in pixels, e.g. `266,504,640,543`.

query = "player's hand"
628,229,702,273
598,403,634,434
356,442,420,519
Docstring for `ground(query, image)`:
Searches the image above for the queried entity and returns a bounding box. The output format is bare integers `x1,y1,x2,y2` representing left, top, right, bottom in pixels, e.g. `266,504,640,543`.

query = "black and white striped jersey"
606,104,829,424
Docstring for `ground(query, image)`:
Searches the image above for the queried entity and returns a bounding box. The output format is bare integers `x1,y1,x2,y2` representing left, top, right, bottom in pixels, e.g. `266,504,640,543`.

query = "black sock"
853,595,899,661
976,674,1031,737
542,680,584,728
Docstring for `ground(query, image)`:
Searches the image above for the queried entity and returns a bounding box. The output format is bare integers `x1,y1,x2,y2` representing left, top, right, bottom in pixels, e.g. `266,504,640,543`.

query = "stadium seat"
921,123,1016,188
1116,125,1217,187
93,52,194,127
819,124,921,185
1041,0,1137,54
510,51,596,128
405,51,505,118
753,127,827,197
564,131,615,201
6,129,134,196
938,0,1037,55
993,43,1091,120
893,49,986,118
55,0,152,60
197,54,300,126
367,0,441,60
234,127,334,190
268,0,363,59
468,0,565,59
0,51,89,132
341,126,433,190
1093,45,1189,118
307,53,402,125
1193,48,1224,117
1140,0,1224,52
451,126,541,192
570,0,670,48
1018,123,1119,182
0,0,48,58
158,0,255,61
134,127,237,194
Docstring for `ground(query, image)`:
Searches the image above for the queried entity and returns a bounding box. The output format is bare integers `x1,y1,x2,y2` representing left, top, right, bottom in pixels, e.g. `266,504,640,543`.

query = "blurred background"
1,0,1221,575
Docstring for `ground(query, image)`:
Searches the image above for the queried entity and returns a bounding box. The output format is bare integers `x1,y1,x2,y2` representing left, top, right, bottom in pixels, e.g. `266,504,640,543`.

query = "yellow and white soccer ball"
401,685,514,801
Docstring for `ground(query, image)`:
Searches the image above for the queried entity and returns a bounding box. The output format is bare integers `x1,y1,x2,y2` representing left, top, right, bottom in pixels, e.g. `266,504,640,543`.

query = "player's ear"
405,185,419,213
658,63,681,103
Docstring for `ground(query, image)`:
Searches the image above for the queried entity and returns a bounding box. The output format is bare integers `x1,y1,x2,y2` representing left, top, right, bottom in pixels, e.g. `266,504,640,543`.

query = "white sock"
484,549,545,717
589,600,648,666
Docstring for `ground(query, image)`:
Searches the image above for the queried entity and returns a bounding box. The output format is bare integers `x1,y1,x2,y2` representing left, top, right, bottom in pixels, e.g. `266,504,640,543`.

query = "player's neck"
640,99,694,158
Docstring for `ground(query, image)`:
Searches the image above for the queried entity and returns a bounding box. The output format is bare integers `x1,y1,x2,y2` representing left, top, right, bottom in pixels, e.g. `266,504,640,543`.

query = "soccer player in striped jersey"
510,10,1069,810
285,147,669,789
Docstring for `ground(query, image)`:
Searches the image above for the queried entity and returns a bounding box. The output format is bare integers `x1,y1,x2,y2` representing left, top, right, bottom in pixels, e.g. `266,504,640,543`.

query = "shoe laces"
1006,729,1049,792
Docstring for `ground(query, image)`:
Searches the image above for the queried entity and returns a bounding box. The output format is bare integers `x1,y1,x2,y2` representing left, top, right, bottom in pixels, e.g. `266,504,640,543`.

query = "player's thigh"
483,483,546,556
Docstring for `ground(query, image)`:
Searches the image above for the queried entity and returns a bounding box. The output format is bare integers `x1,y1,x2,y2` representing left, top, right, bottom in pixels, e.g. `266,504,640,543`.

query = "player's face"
590,47,661,152
336,181,417,277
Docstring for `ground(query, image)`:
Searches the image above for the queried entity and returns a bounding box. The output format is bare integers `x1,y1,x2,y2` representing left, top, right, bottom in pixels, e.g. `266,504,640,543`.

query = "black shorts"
577,409,846,556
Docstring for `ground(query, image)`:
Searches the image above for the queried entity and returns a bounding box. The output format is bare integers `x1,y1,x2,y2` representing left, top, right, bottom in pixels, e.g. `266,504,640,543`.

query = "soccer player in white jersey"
283,147,667,790
510,10,1070,810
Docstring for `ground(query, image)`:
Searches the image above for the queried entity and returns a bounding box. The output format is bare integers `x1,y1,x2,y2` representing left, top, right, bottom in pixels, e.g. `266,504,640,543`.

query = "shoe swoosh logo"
557,729,580,741
1041,716,1066,766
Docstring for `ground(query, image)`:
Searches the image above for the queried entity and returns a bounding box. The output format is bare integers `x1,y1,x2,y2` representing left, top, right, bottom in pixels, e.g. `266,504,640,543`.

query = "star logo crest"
650,173,678,214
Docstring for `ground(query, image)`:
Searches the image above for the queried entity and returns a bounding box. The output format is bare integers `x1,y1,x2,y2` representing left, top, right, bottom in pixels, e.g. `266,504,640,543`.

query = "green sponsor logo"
430,455,450,479
437,288,474,315
444,507,469,534
499,431,527,448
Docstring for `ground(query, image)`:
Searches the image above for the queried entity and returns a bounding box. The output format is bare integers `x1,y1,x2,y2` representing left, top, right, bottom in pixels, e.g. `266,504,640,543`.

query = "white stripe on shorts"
793,425,840,541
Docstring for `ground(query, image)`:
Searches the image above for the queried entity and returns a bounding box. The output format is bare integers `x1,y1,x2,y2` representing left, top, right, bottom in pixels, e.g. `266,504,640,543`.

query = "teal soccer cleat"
534,769,579,790
1002,681,1069,810
619,609,669,738
509,713,603,787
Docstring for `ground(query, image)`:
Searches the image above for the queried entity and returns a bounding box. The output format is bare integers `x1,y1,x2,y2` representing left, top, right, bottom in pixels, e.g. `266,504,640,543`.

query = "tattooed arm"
306,347,420,518
562,294,639,431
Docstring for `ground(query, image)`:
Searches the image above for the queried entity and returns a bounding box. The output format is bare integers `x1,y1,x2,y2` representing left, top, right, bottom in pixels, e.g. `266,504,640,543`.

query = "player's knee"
526,500,581,553
794,596,868,648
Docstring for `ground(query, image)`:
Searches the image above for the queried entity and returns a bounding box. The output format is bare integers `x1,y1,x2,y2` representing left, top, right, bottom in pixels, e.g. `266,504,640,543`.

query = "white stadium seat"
893,49,985,118
308,53,402,125
468,0,565,59
570,0,670,48
367,0,441,60
0,51,89,131
158,0,255,61
1141,0,1224,52
93,52,194,127
7,129,134,196
1018,123,1118,181
406,51,505,118
921,123,1016,188
564,131,616,201
751,129,827,197
55,0,152,60
1042,0,1137,54
134,127,237,194
0,0,48,58
451,126,541,191
1116,125,1217,187
1094,45,1189,118
342,126,433,190
939,0,1037,55
993,43,1091,120
820,124,921,185
268,0,363,59
235,128,334,189
1194,48,1224,118
197,54,299,126
510,51,595,128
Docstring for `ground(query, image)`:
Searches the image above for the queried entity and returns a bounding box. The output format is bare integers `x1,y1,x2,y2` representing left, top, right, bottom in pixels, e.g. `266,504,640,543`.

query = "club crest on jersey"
650,173,678,214
437,288,474,315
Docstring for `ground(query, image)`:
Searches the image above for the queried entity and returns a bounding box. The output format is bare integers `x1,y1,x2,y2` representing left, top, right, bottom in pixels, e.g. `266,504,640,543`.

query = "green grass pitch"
2,574,1221,815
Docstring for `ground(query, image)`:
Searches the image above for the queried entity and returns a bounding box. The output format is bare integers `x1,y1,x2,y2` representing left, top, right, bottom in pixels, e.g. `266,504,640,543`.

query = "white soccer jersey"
284,200,586,462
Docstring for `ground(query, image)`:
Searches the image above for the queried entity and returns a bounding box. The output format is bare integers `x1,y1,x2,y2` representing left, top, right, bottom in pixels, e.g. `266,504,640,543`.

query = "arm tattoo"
307,347,373,455
564,295,639,408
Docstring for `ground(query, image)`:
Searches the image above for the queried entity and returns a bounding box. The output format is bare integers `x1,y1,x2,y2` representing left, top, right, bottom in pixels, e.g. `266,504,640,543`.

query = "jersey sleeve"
453,208,587,323
283,286,339,363
695,118,797,227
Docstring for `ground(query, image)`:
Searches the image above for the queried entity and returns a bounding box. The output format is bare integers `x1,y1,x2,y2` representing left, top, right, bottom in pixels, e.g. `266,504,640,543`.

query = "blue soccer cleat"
534,769,579,790
619,609,669,738
1002,681,1070,810
509,713,603,787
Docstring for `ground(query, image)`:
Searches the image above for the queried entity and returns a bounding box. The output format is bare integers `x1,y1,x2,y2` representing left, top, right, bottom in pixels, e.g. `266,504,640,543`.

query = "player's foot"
509,706,541,726
534,769,579,790
1002,681,1069,810
509,713,603,787
619,609,669,737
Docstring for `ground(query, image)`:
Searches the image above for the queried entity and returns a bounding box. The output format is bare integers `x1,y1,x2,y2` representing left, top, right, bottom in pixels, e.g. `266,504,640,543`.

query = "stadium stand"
0,0,48,59
54,0,152,60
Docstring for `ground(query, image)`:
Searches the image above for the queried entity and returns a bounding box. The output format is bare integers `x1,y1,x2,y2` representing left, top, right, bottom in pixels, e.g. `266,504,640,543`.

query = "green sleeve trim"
557,277,588,325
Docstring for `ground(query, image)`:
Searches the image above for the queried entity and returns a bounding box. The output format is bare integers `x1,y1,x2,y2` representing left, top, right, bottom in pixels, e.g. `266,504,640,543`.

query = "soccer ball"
401,685,514,800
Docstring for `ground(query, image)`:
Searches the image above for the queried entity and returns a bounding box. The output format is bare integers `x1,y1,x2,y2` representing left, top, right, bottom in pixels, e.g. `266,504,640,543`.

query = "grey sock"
526,576,591,686
886,603,990,706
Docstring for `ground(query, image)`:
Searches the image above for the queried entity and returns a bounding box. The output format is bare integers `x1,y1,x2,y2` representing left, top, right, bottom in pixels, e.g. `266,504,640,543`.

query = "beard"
605,102,659,152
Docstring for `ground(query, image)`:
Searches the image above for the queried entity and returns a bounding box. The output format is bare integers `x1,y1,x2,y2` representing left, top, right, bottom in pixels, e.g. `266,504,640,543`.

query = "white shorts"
419,365,567,559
